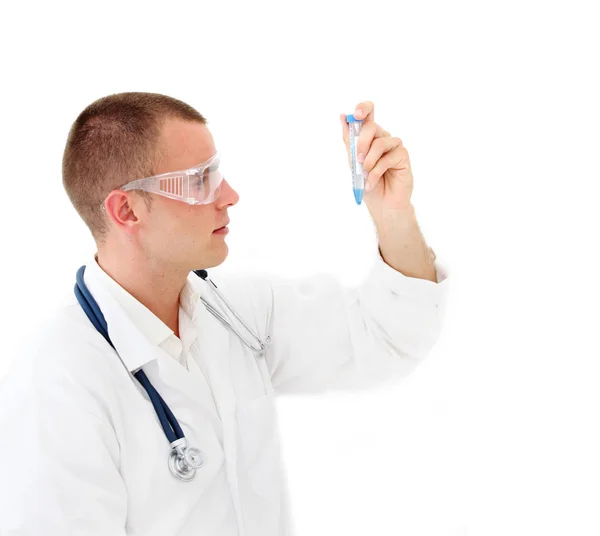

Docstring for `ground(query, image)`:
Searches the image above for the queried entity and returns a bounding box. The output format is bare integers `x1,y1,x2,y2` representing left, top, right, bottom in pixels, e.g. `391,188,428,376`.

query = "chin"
196,246,228,271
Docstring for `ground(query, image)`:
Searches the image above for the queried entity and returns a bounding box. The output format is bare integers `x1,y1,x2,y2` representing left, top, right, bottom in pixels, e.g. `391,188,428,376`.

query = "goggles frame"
101,150,224,210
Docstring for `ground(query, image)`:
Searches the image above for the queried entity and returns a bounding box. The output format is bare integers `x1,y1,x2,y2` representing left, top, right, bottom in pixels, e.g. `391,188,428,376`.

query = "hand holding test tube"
340,102,414,212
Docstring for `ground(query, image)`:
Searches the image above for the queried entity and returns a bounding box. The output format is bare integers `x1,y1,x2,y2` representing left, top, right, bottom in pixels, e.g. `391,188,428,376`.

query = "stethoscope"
74,266,272,481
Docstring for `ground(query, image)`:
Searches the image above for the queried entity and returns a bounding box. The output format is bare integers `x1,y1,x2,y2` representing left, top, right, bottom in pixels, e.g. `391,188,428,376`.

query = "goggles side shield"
119,151,225,205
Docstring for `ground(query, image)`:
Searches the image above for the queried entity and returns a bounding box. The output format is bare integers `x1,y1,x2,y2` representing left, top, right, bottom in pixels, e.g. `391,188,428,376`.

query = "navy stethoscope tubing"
75,267,183,443
74,265,271,481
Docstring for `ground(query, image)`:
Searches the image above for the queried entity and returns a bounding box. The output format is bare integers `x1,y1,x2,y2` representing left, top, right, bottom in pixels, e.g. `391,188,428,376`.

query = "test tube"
346,114,364,205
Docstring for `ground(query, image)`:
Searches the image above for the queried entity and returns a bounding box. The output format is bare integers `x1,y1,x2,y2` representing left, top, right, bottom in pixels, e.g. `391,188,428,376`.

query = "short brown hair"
62,92,207,246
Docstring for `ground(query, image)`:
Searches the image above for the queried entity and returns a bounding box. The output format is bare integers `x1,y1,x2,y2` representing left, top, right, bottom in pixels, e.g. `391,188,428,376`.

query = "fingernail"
365,181,372,192
355,109,363,118
357,153,365,163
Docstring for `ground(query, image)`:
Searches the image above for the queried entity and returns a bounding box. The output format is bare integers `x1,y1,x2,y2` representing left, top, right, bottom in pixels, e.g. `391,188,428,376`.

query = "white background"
1,0,599,534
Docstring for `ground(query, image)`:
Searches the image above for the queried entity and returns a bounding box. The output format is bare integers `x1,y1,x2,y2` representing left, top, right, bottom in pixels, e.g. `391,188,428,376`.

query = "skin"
97,118,239,338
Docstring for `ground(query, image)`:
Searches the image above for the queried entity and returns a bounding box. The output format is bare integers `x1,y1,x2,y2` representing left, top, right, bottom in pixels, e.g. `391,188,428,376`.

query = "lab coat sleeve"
260,246,450,395
0,336,128,536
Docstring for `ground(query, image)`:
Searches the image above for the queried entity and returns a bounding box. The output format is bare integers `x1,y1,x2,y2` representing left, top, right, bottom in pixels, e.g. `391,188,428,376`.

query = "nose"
215,177,239,207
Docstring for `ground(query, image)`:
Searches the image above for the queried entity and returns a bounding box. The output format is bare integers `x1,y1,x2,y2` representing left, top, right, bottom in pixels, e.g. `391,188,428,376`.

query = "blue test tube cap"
346,114,364,123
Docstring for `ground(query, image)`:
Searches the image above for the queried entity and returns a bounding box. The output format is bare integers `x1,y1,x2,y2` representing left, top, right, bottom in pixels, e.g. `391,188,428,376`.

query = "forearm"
376,203,437,283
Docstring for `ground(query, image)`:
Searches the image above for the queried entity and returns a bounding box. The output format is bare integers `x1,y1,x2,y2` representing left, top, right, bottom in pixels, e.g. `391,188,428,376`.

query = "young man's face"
139,117,239,271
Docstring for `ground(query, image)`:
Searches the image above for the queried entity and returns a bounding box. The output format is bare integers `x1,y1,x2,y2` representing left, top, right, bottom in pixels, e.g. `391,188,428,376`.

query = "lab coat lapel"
98,303,209,414
156,284,238,422
148,347,218,423
88,273,227,422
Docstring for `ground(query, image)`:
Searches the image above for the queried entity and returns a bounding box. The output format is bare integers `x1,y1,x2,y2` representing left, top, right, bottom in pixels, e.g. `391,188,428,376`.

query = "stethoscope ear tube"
194,270,272,357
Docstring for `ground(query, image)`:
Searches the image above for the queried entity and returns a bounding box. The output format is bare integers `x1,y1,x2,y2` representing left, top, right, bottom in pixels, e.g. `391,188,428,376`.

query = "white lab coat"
0,246,450,536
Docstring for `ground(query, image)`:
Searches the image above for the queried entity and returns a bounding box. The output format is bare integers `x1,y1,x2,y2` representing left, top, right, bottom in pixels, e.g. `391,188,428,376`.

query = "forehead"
156,117,216,173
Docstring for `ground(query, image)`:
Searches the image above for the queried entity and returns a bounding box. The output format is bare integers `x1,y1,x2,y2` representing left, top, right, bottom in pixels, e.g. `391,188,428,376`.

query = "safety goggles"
110,150,225,207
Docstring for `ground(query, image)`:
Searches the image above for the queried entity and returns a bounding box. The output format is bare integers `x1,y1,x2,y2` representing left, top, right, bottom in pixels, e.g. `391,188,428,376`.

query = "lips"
214,220,230,231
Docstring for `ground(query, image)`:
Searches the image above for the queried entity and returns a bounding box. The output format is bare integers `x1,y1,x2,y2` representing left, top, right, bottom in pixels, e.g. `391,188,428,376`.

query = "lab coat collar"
83,254,205,373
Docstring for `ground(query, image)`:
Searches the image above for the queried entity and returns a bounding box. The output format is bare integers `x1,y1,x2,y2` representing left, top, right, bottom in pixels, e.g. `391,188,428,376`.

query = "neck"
95,247,187,338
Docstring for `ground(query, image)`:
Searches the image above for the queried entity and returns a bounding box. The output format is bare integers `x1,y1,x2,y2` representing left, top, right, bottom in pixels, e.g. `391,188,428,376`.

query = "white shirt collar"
84,253,203,350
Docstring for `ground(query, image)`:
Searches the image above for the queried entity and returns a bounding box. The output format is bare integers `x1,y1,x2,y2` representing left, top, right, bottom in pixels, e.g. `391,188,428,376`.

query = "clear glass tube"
347,115,365,204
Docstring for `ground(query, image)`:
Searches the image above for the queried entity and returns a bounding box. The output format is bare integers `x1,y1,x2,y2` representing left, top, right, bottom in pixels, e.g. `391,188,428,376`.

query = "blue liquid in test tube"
346,114,364,205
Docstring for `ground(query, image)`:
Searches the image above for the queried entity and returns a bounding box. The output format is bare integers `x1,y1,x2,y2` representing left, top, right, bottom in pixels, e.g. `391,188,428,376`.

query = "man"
0,92,449,535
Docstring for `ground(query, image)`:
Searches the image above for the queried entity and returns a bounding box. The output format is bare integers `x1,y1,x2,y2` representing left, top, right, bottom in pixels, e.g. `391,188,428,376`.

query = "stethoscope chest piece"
168,439,205,481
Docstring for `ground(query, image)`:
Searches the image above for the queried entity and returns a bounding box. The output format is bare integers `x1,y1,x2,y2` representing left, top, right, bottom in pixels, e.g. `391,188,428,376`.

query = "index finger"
354,101,375,123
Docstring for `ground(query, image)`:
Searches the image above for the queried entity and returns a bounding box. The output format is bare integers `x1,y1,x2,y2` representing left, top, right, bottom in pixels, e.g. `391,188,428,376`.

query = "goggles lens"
186,158,225,204
155,157,225,205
